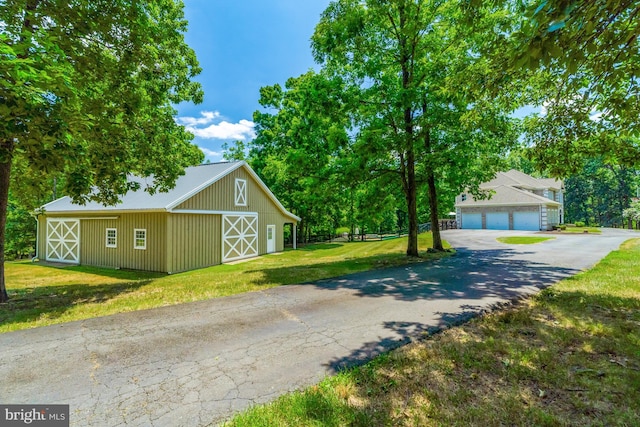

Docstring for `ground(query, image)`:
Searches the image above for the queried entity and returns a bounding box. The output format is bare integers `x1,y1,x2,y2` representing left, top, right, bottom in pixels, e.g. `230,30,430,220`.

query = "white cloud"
187,119,256,141
177,111,220,127
200,147,222,158
177,111,256,141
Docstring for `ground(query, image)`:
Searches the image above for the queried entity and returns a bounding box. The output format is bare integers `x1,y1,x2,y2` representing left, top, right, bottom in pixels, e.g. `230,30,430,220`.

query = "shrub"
575,221,585,227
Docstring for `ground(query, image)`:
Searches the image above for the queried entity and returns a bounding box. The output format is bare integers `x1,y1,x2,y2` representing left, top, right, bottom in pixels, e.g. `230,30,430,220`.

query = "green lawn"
562,226,602,234
226,238,640,427
497,236,555,244
1,233,449,333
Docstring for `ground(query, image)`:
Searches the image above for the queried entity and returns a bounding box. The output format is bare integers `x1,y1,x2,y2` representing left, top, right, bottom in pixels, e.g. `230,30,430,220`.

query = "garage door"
461,213,482,229
513,211,540,231
46,219,80,263
222,214,258,262
486,212,509,230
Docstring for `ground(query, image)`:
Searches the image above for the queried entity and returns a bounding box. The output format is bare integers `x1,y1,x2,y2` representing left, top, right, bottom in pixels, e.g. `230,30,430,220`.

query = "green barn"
37,161,299,273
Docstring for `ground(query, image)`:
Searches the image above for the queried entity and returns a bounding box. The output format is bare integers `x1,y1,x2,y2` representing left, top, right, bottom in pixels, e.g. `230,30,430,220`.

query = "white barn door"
46,219,80,263
222,214,258,262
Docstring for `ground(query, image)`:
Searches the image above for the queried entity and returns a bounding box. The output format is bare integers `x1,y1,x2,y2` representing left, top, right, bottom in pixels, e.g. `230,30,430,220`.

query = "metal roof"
42,161,301,221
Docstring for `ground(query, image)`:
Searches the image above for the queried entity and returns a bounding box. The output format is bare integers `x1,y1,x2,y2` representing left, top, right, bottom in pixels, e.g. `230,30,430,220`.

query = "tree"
623,201,640,229
245,71,352,243
0,0,203,302
312,0,517,255
499,1,640,175
564,158,636,227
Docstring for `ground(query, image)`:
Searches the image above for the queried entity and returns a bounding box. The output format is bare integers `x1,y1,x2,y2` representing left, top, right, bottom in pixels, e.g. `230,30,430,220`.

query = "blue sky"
175,1,331,162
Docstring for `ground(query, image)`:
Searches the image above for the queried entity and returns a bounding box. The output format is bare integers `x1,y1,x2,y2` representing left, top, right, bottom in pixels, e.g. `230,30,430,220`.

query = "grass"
0,233,450,333
225,238,640,427
561,226,602,234
497,236,555,245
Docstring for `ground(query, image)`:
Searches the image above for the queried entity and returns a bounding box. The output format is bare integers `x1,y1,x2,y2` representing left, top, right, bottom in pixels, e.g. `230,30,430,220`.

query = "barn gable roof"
42,161,300,221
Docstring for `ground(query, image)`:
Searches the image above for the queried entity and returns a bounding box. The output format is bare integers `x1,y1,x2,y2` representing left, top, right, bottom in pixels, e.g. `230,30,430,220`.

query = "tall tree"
0,0,203,302
312,0,517,255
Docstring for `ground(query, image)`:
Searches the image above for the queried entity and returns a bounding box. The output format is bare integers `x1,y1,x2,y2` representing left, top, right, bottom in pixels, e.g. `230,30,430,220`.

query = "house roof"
42,161,301,221
480,170,563,191
455,185,561,207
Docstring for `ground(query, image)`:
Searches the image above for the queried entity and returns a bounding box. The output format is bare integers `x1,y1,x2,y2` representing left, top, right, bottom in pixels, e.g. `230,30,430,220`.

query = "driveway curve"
1,228,636,426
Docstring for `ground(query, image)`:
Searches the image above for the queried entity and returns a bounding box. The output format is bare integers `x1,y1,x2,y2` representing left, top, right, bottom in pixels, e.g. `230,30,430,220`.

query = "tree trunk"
405,149,419,257
422,122,444,251
427,170,444,251
0,140,14,302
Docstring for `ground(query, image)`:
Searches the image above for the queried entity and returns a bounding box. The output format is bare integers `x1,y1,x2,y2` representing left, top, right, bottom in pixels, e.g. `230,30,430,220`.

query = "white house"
455,170,563,231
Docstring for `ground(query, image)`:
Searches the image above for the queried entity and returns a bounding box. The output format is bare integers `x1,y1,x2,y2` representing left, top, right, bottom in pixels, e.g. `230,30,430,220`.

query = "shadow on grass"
297,243,346,251
51,263,165,281
241,251,445,288
270,289,640,427
0,279,154,330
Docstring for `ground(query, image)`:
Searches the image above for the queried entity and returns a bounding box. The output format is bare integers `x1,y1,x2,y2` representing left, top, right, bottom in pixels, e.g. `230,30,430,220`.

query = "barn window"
134,229,147,250
106,228,117,248
235,178,247,206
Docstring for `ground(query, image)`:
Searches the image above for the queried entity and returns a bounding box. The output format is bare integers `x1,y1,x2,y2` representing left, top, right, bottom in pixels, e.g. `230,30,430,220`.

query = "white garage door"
46,219,80,263
486,212,509,230
222,214,258,262
461,213,482,229
513,211,540,231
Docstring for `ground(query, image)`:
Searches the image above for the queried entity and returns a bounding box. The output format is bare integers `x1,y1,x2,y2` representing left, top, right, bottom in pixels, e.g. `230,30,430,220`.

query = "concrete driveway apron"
1,228,636,426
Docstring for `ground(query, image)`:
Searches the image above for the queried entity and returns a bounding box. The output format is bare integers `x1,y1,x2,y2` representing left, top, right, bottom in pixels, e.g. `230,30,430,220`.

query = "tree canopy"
0,0,203,301
311,0,518,255
496,0,640,175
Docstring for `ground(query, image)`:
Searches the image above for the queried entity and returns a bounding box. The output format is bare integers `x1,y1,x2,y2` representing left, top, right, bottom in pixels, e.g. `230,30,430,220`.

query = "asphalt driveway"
1,228,636,426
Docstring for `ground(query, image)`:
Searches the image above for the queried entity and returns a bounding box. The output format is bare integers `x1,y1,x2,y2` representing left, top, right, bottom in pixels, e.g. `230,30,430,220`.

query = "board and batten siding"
38,212,168,272
166,214,221,274
175,166,294,255
176,167,274,213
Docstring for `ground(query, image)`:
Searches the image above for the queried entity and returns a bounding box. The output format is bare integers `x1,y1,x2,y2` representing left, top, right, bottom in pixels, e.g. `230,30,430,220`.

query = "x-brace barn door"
222,214,258,262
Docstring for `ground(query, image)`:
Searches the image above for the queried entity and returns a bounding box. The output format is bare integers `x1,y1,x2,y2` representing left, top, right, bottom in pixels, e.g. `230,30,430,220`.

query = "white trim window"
134,229,147,250
235,178,247,206
106,228,117,248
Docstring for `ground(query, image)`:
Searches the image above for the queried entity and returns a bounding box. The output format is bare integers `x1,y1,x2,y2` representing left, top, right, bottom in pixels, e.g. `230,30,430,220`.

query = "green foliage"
234,71,353,242
0,0,204,300
508,1,639,175
564,159,637,227
5,195,35,260
623,201,640,223
1,0,204,204
311,0,519,254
